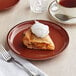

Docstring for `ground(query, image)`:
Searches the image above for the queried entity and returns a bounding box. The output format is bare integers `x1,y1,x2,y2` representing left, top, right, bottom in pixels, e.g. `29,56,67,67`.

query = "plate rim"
7,20,69,60
0,0,19,11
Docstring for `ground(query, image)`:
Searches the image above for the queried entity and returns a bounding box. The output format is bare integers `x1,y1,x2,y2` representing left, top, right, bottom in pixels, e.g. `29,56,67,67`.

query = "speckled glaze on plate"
7,20,69,60
0,0,19,10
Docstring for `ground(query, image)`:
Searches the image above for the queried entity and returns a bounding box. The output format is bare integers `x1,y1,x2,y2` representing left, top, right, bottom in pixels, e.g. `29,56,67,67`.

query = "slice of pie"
23,29,55,50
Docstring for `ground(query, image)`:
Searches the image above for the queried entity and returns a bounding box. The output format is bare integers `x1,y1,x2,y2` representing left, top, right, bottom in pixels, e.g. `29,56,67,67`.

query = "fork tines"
0,45,11,61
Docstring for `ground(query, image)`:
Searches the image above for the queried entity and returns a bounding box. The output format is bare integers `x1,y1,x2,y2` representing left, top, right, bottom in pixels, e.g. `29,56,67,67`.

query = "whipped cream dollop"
31,21,49,38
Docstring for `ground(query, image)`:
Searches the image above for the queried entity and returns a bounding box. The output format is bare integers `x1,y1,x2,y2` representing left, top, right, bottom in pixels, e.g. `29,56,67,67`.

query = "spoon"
55,14,76,21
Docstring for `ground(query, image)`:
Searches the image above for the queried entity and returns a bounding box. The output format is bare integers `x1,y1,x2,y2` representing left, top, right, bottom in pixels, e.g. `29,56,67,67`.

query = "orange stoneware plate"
7,20,69,60
0,0,19,10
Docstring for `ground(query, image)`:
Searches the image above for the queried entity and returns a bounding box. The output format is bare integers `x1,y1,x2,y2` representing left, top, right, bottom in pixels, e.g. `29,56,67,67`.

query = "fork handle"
12,58,37,76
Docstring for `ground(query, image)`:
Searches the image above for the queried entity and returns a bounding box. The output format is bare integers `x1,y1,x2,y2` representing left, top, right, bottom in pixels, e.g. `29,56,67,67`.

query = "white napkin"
0,50,48,76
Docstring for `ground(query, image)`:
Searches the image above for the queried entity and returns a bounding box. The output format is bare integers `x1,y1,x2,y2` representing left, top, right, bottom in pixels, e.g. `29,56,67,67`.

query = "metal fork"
0,45,40,76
